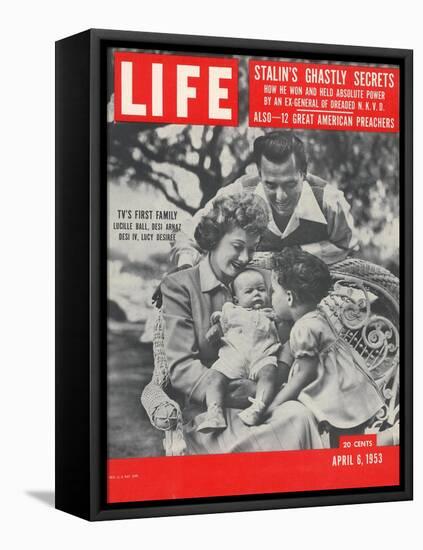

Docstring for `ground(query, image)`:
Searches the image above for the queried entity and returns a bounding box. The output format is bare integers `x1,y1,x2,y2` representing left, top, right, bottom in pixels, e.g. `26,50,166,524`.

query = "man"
171,131,358,268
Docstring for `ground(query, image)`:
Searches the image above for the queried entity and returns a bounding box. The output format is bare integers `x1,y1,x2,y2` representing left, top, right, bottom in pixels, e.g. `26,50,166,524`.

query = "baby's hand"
262,307,277,321
205,322,223,344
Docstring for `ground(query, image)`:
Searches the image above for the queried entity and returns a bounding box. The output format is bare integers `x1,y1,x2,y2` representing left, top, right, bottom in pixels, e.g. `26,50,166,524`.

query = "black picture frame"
55,28,413,521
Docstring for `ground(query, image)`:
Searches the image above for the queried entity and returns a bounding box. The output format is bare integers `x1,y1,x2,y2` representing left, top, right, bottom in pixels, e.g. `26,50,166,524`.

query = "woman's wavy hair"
194,192,269,252
274,248,332,305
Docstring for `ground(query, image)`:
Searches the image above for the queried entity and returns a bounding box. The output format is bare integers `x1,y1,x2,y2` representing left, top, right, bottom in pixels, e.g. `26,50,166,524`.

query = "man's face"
259,154,304,217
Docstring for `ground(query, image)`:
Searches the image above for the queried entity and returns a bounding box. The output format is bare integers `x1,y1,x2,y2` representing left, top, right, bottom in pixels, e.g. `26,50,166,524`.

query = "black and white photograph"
2,0,419,544
107,49,401,465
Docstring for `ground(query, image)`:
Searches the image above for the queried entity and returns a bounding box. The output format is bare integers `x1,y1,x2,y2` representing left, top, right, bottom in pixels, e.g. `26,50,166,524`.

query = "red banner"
114,52,238,126
249,60,399,132
107,441,399,504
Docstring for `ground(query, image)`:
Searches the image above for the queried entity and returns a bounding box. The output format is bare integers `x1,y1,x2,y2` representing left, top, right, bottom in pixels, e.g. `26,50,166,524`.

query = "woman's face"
271,273,292,321
210,227,260,283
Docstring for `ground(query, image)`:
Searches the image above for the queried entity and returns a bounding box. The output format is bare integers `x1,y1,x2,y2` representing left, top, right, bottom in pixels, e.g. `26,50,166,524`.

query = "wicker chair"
141,256,400,456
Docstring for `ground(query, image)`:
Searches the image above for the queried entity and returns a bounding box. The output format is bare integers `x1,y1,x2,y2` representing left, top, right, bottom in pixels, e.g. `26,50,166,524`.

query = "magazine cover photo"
106,47,400,503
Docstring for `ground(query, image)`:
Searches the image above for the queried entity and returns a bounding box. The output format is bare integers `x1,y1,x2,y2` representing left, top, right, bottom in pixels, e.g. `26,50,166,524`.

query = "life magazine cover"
106,47,400,503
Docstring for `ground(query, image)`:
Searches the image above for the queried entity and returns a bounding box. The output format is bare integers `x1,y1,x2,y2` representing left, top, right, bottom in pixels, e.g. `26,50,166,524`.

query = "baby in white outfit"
197,268,281,433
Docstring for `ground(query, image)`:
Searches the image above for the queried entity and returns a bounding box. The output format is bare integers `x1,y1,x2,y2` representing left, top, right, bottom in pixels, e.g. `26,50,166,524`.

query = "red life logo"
114,52,238,126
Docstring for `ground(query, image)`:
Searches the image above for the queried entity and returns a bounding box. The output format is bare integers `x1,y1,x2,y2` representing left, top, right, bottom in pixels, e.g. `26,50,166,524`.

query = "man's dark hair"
253,131,308,175
274,247,332,305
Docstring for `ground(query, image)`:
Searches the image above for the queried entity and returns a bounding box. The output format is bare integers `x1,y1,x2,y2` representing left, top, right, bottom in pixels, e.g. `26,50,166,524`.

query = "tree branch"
130,166,197,215
208,127,224,178
136,141,211,180
223,152,255,186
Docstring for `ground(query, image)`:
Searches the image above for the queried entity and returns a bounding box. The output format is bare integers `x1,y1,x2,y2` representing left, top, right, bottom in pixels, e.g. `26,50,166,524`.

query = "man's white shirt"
171,176,358,267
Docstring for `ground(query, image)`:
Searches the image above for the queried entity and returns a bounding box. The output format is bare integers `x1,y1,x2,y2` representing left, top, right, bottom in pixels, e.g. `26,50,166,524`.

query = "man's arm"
169,180,244,267
301,185,359,265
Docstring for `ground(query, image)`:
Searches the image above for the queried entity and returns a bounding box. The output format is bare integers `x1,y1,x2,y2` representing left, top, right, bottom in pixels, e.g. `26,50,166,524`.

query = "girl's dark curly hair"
194,192,269,252
274,248,332,305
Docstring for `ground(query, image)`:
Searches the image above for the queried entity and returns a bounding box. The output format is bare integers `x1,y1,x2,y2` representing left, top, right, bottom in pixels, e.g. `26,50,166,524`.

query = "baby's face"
233,270,268,309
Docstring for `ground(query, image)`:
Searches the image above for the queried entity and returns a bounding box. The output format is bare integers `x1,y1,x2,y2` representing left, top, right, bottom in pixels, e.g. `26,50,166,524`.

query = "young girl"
269,248,384,430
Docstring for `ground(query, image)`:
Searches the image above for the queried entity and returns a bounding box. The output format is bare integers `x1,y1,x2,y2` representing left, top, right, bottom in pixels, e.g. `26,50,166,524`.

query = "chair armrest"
141,381,181,431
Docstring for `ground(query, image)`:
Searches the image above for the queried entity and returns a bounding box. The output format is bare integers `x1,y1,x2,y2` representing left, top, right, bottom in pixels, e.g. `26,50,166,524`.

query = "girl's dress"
289,308,384,429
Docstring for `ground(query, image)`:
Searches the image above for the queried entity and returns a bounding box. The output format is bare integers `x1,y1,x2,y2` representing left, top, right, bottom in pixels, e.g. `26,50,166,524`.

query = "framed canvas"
55,28,413,520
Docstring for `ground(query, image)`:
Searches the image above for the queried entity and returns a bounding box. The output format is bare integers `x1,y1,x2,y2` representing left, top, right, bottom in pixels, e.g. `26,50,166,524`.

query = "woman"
160,191,324,454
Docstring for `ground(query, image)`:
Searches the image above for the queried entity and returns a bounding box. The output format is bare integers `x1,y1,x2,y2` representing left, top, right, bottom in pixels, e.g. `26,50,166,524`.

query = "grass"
107,321,164,458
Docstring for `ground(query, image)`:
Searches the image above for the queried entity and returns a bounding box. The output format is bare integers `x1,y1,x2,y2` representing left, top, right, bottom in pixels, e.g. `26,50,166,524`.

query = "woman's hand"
152,403,179,430
225,379,257,409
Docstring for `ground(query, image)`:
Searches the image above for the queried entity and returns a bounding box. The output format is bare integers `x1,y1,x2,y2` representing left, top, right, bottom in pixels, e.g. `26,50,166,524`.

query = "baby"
197,268,281,433
268,248,384,430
